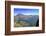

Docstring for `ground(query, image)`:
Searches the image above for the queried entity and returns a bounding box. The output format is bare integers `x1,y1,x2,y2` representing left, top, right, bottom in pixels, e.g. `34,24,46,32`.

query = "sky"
14,8,39,16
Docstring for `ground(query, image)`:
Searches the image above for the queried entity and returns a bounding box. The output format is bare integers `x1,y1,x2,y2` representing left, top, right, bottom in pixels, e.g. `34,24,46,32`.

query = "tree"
36,19,39,26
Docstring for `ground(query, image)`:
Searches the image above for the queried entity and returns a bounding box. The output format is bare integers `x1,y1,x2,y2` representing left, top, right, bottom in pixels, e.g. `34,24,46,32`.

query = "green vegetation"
14,15,39,27
14,20,35,27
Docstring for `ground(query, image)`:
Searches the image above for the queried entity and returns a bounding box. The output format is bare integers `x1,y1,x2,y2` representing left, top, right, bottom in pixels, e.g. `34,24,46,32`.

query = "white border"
11,5,42,31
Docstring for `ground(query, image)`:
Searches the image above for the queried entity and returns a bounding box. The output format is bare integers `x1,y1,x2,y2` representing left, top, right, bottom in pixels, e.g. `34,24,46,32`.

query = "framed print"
5,1,45,35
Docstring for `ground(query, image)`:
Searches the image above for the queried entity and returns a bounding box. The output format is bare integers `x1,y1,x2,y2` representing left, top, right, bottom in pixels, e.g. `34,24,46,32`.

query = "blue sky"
14,8,39,16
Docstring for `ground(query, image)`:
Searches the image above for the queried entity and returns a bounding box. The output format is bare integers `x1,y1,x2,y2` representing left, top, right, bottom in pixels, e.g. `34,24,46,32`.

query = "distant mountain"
15,14,32,19
16,14,24,16
14,14,39,26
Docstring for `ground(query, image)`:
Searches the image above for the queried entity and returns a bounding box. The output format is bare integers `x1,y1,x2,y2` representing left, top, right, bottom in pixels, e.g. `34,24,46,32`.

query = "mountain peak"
16,14,24,16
